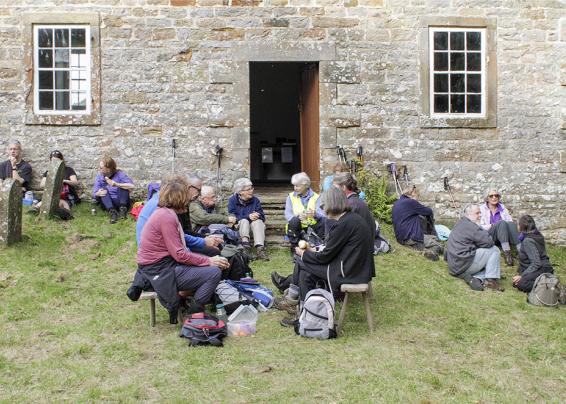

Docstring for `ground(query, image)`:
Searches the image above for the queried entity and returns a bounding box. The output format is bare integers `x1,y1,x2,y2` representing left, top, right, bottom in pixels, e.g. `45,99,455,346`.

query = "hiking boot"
503,250,514,266
27,206,39,215
119,206,128,220
273,296,299,315
432,244,444,255
468,277,485,291
109,208,118,224
126,285,143,301
280,316,299,328
256,245,269,261
423,250,439,261
484,279,505,292
271,271,291,293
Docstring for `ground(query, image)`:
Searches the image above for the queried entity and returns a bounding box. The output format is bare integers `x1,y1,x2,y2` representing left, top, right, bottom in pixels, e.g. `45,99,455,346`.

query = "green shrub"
356,168,397,223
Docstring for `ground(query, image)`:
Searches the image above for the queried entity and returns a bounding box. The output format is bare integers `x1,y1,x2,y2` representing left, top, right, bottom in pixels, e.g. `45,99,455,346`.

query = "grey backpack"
528,273,562,307
295,288,337,340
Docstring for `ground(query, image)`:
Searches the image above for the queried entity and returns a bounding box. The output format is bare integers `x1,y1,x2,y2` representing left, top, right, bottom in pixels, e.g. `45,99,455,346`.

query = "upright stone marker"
40,159,65,218
0,179,22,246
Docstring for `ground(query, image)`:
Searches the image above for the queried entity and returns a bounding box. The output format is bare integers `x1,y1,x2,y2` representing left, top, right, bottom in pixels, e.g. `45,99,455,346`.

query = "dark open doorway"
249,62,320,189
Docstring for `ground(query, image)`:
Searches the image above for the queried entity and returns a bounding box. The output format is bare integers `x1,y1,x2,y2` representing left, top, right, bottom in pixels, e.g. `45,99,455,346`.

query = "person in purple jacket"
227,178,268,260
92,157,134,223
392,184,442,261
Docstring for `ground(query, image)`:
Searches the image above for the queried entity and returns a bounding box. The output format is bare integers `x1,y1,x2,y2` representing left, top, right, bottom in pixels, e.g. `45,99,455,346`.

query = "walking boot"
484,279,505,292
503,250,514,266
109,208,118,224
119,206,128,220
271,272,292,293
256,245,269,261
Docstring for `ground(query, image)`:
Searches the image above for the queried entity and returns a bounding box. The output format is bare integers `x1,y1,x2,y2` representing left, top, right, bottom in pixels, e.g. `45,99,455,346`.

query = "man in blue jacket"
392,185,442,261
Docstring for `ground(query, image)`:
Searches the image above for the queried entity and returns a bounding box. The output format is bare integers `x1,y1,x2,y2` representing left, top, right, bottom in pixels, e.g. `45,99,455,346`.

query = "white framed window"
429,27,486,117
33,25,91,115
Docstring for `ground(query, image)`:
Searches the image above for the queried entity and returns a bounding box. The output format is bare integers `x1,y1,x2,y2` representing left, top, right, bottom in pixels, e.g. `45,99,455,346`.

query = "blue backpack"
225,279,274,309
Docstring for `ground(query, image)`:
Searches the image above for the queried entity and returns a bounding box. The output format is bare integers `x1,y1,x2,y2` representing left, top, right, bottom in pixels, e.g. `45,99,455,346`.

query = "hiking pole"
402,165,410,187
214,145,223,204
171,139,177,172
387,163,402,197
356,146,364,168
443,177,458,212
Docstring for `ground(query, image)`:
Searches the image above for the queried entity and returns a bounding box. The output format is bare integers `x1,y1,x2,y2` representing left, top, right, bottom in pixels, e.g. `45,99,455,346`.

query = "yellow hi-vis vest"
289,191,319,228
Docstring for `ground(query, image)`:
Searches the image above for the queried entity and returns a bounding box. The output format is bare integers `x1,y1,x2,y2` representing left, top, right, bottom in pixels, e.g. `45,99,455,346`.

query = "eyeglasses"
488,194,500,198
189,185,201,194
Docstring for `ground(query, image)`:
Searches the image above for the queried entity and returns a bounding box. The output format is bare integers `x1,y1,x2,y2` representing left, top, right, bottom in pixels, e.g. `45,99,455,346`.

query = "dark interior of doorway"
250,62,308,186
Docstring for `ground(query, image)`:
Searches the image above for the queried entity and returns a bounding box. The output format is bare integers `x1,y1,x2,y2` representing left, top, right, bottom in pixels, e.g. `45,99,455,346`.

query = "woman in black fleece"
513,215,554,293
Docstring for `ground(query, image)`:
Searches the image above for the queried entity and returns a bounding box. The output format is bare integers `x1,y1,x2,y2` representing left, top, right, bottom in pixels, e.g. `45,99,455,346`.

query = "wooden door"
299,64,320,191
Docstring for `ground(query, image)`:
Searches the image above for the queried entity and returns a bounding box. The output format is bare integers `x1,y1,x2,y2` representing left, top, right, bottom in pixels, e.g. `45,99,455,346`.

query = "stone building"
0,1,565,242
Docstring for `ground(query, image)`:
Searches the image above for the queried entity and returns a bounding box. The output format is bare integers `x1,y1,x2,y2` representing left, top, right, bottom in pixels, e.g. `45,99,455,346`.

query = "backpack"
179,312,227,347
226,279,274,310
215,280,258,315
528,273,562,307
221,250,253,281
295,288,337,340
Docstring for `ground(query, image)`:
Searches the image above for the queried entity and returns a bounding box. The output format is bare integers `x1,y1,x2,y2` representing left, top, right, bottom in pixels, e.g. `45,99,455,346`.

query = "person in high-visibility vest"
284,172,326,253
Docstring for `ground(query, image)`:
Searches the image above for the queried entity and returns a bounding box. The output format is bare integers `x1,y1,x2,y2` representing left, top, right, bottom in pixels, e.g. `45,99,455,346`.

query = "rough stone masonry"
0,1,565,243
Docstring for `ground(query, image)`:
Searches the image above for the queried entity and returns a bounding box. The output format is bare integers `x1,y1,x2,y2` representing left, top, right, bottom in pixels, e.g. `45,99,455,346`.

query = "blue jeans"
97,188,130,211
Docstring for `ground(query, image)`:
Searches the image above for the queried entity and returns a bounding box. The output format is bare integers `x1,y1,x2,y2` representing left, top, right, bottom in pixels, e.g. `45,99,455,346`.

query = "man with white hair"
189,185,237,233
446,204,504,292
227,178,268,261
0,140,33,191
284,172,325,252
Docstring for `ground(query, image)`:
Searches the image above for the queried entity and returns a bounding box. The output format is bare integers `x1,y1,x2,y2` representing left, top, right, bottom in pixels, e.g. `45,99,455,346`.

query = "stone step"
265,234,289,247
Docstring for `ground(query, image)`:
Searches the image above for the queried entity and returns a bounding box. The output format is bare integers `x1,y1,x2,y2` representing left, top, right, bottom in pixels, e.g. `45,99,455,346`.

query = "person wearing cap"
0,140,33,191
479,188,520,266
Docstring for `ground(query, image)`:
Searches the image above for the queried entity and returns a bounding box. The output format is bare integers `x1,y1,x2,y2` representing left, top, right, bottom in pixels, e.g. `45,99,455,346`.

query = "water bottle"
91,208,97,216
24,191,33,201
215,304,228,324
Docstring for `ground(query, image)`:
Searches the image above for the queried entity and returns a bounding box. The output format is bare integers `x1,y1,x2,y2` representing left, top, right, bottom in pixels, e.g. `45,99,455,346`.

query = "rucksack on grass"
180,312,227,347
527,273,562,307
295,288,337,340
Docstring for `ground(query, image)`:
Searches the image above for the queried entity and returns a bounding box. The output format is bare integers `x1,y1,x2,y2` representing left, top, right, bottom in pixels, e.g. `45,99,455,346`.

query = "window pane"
467,32,481,51
434,74,449,92
55,71,70,90
55,49,69,68
450,32,464,50
38,49,53,68
39,91,53,110
38,28,53,47
71,92,87,110
467,53,481,71
71,49,86,68
71,29,86,47
55,29,69,47
434,53,448,71
433,32,448,50
467,74,481,93
434,95,448,113
450,52,465,71
39,71,53,89
55,91,70,110
450,74,465,93
450,94,465,113
467,95,482,113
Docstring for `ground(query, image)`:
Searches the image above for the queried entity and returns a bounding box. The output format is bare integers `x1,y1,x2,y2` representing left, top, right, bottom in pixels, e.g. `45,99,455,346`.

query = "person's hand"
204,235,223,248
249,212,260,221
104,176,116,187
512,275,521,285
305,209,315,218
9,156,17,167
95,188,107,197
294,247,304,257
228,215,237,226
298,213,307,221
209,256,230,270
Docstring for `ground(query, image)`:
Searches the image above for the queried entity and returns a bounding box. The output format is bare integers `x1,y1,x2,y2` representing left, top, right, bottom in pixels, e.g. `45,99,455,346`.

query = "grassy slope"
0,204,565,403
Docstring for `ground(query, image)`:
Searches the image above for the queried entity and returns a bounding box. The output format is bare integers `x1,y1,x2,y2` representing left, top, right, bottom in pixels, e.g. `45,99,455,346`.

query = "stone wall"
0,0,565,243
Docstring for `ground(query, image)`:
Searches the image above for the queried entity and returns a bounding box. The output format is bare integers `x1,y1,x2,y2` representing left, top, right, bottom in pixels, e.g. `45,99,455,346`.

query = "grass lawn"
1,203,565,402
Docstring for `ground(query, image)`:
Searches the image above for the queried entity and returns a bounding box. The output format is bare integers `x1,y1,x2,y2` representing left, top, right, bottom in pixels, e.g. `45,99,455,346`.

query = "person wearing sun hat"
479,188,520,266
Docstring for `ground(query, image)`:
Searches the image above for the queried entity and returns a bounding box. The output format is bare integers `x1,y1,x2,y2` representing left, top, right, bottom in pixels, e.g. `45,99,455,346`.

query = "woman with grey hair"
284,172,325,252
227,178,268,260
278,187,374,327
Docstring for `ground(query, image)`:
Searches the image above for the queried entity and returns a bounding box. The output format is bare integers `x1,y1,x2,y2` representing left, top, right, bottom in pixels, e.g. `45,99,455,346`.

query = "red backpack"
179,313,227,347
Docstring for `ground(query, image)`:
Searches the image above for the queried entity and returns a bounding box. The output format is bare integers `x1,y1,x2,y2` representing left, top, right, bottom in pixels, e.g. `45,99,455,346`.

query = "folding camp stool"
140,291,183,327
336,283,374,334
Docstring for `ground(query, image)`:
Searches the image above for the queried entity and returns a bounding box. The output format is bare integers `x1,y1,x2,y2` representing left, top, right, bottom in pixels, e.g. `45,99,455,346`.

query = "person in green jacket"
188,185,237,233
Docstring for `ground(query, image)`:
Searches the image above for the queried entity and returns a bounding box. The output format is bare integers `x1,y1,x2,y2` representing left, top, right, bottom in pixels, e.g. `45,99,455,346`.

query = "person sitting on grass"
512,215,554,293
479,188,521,267
446,204,504,292
189,185,237,233
322,161,365,199
136,175,223,257
277,187,374,327
285,172,326,253
227,178,268,261
92,157,134,224
392,184,442,261
129,179,229,323
0,139,32,191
